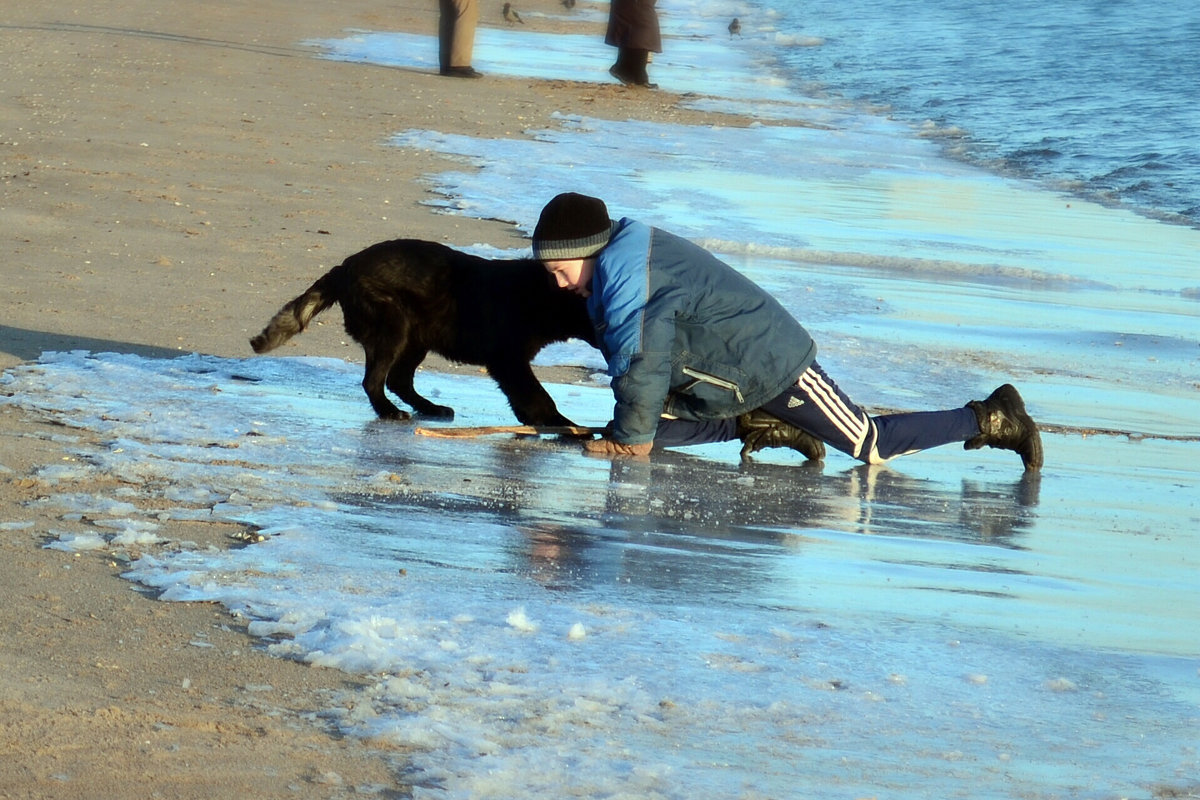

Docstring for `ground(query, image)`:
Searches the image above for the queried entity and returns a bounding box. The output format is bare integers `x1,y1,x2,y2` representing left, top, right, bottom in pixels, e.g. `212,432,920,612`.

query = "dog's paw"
417,405,455,420
380,409,413,421
536,416,581,430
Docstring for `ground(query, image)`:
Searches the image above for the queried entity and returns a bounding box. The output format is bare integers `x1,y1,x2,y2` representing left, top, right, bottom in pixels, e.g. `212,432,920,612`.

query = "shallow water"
3,352,1198,798
312,0,1200,226
762,0,1200,225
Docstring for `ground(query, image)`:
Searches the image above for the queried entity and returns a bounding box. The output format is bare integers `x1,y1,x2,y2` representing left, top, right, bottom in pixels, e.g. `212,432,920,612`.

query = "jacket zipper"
681,367,745,405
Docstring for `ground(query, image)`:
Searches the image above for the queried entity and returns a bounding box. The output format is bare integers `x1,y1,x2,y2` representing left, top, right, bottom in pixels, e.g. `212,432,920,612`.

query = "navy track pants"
654,362,980,463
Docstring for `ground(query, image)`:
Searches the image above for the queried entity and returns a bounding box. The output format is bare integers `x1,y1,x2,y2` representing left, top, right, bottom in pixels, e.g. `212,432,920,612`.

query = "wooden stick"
413,424,605,439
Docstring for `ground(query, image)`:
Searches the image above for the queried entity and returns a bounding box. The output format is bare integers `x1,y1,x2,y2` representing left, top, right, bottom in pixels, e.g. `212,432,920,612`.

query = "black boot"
736,410,826,461
964,384,1043,471
609,48,656,88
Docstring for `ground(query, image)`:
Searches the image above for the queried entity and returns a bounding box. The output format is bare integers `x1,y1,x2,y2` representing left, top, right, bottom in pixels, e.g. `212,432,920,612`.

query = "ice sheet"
3,352,1197,798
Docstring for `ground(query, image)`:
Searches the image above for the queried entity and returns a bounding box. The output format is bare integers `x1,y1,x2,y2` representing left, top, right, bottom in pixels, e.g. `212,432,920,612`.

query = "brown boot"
965,384,1044,471
736,410,825,461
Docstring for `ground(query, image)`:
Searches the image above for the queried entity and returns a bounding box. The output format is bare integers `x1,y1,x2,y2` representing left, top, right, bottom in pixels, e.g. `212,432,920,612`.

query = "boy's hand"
582,437,653,458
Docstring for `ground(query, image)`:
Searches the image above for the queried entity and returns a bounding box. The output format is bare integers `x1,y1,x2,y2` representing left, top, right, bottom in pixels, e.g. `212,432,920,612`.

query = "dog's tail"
249,266,342,354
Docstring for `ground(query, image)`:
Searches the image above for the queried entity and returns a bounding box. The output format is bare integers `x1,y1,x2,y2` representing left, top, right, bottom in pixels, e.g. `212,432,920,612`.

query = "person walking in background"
439,0,481,78
606,0,661,88
531,192,1044,471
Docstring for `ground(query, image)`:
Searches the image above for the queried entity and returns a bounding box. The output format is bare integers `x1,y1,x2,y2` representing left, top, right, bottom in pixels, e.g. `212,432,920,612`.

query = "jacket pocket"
679,366,745,405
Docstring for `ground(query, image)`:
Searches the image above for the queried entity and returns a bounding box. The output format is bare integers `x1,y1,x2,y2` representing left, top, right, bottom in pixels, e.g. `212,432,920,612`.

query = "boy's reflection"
352,426,1040,593
511,452,1040,593
598,453,1039,544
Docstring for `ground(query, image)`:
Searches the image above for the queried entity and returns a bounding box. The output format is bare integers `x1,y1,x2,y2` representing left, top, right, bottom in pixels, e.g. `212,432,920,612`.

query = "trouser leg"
647,361,979,462
760,362,979,463
652,416,739,448
438,0,453,70
439,0,477,70
626,48,650,84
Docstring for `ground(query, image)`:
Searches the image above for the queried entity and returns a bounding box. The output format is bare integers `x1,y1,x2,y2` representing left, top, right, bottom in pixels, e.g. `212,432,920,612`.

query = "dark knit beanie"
532,193,613,260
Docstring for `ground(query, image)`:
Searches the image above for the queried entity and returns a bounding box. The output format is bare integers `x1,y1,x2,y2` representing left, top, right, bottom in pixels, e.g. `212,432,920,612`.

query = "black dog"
250,239,596,425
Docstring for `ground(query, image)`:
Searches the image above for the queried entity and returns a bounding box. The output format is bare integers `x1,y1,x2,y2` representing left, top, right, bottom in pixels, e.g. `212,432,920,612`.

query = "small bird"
561,0,576,8
502,3,525,24
728,18,742,38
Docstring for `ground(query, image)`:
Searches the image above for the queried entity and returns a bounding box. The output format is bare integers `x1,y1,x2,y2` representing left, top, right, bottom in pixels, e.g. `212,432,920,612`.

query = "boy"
532,192,1042,471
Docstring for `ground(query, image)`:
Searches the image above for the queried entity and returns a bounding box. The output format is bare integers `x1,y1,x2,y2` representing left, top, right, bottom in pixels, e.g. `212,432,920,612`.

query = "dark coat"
605,0,662,53
588,220,818,444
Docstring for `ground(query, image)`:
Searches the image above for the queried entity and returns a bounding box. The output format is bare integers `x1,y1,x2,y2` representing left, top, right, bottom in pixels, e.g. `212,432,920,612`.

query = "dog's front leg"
486,360,577,428
386,352,455,419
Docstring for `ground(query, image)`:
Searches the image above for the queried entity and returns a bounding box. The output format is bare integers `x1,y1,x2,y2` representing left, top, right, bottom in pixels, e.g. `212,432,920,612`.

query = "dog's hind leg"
386,350,455,419
361,342,411,420
486,359,577,427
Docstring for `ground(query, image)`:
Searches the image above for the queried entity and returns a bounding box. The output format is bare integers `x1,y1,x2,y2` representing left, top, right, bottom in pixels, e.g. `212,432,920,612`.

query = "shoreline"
0,1,752,795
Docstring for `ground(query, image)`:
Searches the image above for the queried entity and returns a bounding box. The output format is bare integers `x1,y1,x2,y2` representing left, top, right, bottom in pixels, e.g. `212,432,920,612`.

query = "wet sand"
0,0,743,795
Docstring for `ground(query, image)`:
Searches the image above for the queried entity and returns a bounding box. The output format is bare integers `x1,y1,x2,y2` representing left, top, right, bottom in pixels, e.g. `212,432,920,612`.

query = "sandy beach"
0,1,744,795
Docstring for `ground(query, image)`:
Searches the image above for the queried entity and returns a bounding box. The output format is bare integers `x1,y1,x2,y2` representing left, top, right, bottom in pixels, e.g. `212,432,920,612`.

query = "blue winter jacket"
590,219,817,444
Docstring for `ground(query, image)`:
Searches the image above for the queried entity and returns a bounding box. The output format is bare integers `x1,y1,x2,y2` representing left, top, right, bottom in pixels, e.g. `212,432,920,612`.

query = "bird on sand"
503,3,525,24
562,0,576,8
728,18,742,38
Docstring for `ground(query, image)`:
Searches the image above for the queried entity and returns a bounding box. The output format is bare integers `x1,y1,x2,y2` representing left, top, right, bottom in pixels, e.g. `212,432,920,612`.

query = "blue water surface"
758,0,1200,224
